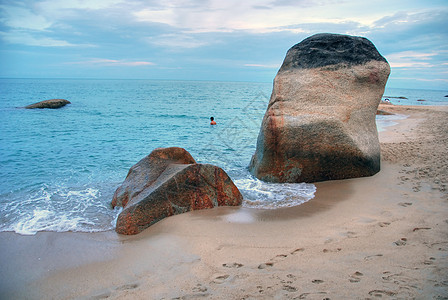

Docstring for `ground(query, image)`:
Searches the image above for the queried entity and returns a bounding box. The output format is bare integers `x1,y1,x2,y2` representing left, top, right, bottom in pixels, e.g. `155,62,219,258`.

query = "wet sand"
1,105,447,299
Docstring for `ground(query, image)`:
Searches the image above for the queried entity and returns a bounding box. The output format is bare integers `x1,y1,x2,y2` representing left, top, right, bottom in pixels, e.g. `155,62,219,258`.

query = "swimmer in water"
210,116,217,125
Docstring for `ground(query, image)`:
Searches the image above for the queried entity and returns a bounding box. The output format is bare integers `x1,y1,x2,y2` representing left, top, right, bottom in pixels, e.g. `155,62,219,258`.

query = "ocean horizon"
1,78,447,235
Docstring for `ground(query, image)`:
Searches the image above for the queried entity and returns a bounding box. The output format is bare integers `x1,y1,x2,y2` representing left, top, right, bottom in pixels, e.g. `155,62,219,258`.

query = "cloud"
386,51,437,68
131,0,431,34
68,58,155,66
145,33,210,49
244,63,279,68
0,0,129,47
270,0,337,7
37,0,126,11
0,5,52,30
386,51,439,68
0,31,76,47
393,77,448,83
132,0,330,33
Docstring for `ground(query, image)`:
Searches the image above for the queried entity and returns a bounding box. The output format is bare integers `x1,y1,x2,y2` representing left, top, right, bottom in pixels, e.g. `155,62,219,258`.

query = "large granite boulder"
25,99,71,109
249,33,390,183
112,147,243,235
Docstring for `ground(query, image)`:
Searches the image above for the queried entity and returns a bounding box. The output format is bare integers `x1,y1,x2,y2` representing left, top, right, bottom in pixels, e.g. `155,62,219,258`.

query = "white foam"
376,114,408,132
234,176,316,209
0,185,121,235
1,176,315,235
223,210,256,223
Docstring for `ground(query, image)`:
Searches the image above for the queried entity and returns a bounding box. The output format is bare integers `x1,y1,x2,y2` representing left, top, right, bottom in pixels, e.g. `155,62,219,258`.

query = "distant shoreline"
0,77,447,93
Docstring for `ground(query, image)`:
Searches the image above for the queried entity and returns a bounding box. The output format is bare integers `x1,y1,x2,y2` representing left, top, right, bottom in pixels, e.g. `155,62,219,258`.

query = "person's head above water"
210,116,216,125
210,117,214,121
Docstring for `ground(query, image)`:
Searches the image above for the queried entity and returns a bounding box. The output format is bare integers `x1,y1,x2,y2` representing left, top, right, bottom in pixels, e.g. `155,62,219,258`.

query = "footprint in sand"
282,285,298,292
344,231,358,238
378,222,391,227
430,241,448,251
398,202,413,207
394,238,407,246
322,248,342,253
364,254,383,261
258,262,274,269
175,292,210,299
92,282,139,299
222,262,243,268
298,292,328,299
258,252,290,269
423,259,434,265
349,271,364,283
312,279,324,284
291,248,305,255
412,227,431,232
115,283,139,291
273,254,288,262
368,289,397,297
212,274,230,284
192,284,208,293
91,291,111,299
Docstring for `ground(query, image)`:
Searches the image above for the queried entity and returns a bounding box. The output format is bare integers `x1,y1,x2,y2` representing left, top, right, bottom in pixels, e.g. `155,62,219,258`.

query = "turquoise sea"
0,78,447,235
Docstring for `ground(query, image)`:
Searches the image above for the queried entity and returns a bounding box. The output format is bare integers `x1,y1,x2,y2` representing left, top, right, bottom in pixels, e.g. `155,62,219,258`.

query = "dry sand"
1,105,447,300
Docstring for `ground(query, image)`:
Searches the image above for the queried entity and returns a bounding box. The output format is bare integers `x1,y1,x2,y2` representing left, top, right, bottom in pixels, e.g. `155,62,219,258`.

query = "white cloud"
244,63,279,68
0,1,126,47
386,51,438,68
131,0,417,33
145,34,210,49
393,77,448,83
0,31,76,47
68,58,155,66
134,8,177,26
134,0,315,32
0,5,52,30
37,0,126,14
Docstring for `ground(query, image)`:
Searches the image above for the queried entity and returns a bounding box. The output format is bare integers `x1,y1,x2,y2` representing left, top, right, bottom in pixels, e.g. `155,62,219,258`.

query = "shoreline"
1,105,447,299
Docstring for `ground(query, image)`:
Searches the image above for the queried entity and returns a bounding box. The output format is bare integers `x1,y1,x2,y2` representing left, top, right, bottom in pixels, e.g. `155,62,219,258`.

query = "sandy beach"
1,104,447,299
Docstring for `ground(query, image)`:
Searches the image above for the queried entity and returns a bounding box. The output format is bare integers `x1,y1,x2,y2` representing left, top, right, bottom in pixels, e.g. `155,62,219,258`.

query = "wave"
0,184,121,235
234,176,316,209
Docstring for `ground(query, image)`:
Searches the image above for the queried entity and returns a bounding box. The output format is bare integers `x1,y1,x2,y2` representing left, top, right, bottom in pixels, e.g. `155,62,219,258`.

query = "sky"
0,0,447,90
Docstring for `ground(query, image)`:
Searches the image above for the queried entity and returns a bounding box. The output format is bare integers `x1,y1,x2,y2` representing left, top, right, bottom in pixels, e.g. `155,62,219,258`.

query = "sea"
1,78,447,235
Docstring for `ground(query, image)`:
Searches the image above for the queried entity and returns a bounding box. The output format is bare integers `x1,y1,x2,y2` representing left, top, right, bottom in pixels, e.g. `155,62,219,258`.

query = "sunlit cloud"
38,0,125,11
244,63,279,68
131,0,411,34
393,77,448,83
68,58,155,66
0,5,52,30
132,0,358,33
386,51,438,68
145,34,210,49
0,31,76,47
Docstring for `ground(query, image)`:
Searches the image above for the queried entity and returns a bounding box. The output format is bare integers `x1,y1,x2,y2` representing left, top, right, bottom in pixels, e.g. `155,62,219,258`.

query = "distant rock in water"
112,147,243,235
25,99,71,109
249,33,390,183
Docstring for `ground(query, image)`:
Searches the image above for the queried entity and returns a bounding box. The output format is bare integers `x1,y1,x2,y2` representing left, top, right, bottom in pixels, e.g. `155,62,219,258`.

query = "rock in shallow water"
25,99,71,109
112,147,242,235
249,33,390,183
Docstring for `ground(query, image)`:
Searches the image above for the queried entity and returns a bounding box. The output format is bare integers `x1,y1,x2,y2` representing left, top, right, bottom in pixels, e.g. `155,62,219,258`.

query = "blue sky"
0,0,447,89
